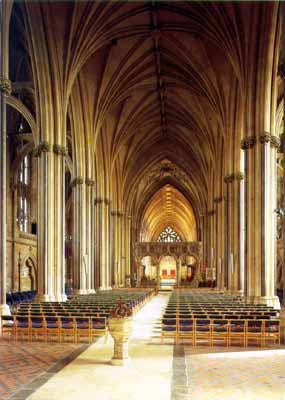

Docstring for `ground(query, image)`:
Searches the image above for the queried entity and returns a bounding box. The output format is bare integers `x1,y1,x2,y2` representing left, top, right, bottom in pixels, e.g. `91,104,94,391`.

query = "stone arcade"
0,2,285,400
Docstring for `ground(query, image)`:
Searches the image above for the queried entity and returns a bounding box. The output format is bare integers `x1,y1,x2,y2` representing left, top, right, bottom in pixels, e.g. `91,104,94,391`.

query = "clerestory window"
157,226,181,242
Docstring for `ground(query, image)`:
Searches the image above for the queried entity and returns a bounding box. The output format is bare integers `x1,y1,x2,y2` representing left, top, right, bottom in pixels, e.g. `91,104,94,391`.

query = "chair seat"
163,327,176,332
213,327,227,332
196,327,210,332
91,325,105,329
17,323,29,328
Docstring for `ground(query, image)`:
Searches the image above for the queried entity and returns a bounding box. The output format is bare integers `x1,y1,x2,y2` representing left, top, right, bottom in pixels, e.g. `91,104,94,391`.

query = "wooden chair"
263,320,280,347
15,315,30,341
90,316,107,343
211,319,229,347
246,320,263,347
1,315,15,339
195,319,212,346
30,316,46,341
59,316,76,342
75,316,91,343
228,319,246,347
178,318,195,345
161,317,177,343
45,316,60,342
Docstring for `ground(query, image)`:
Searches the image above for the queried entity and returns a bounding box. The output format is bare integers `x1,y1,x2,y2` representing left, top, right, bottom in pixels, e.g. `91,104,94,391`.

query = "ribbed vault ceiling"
140,184,197,242
10,2,281,242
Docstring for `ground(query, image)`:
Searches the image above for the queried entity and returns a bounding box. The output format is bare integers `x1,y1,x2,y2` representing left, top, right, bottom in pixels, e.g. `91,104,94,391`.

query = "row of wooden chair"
161,317,280,347
1,315,107,343
163,312,277,320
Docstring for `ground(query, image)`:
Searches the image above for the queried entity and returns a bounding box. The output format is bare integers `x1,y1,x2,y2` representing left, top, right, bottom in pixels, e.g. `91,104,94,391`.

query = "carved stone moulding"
224,172,244,184
0,77,12,95
32,142,68,158
53,144,68,156
86,178,96,187
241,136,256,150
259,132,280,148
224,174,234,184
94,198,103,205
70,176,84,188
270,135,281,149
213,196,224,204
207,210,216,217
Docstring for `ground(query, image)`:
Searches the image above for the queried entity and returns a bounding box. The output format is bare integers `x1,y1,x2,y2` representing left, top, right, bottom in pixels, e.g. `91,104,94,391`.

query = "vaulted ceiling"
9,1,281,242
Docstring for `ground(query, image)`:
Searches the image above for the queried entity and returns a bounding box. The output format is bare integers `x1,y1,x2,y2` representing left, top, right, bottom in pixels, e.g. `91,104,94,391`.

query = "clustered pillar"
36,144,67,302
241,135,280,308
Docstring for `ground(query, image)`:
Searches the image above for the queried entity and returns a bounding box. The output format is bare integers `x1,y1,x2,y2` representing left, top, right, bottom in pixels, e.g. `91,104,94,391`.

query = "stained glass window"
17,155,31,232
157,226,181,242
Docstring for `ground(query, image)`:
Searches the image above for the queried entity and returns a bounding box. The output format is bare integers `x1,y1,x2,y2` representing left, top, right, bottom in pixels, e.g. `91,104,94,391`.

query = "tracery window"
17,154,31,232
157,226,181,243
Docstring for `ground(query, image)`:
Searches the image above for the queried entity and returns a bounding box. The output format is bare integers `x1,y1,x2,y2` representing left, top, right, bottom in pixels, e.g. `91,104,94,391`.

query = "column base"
53,294,68,302
35,294,56,302
0,304,11,316
88,289,96,294
73,289,88,295
251,295,281,309
110,357,131,366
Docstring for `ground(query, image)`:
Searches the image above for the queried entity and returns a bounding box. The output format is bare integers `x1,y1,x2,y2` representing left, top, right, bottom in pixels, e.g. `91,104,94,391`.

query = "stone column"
86,178,96,293
213,197,225,285
71,177,87,294
241,135,280,308
36,144,67,302
94,198,102,289
119,212,127,287
125,215,132,286
176,259,181,287
224,173,244,295
0,0,11,316
156,265,160,290
0,78,11,315
111,211,119,288
99,199,111,290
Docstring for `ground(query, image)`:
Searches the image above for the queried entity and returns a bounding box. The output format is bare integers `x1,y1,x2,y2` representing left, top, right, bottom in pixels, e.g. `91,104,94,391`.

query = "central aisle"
28,292,173,400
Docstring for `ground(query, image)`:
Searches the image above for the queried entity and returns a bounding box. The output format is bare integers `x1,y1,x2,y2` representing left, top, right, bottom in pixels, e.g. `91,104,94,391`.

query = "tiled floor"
185,346,285,400
27,293,173,400
1,294,285,400
0,339,86,400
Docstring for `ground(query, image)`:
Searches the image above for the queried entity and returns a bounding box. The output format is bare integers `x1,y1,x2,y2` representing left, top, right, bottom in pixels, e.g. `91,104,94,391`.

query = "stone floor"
0,339,86,400
1,293,285,400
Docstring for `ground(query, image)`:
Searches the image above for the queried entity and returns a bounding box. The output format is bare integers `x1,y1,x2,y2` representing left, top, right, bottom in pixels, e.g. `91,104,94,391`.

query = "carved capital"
235,171,244,181
32,141,51,157
241,136,256,150
224,174,234,184
53,144,68,156
86,178,96,187
39,141,51,153
31,147,40,158
95,198,103,205
207,210,216,217
104,198,111,205
213,196,224,204
70,177,84,188
259,132,271,145
0,78,12,95
270,135,281,149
